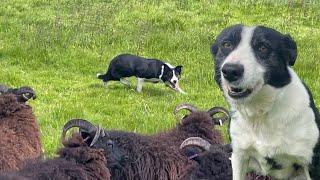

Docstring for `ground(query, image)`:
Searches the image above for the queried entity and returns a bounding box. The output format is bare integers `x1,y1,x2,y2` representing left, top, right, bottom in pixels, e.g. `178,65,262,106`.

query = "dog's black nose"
222,63,244,82
173,80,177,84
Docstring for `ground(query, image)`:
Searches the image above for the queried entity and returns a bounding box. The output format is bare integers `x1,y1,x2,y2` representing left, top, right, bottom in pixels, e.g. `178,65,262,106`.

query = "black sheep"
180,137,273,180
0,133,111,180
179,137,232,180
61,103,230,180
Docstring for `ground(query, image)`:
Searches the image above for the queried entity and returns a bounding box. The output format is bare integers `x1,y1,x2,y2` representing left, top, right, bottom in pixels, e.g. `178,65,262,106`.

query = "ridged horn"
180,137,211,151
207,107,230,126
22,93,31,101
174,103,198,115
61,119,97,146
90,125,105,147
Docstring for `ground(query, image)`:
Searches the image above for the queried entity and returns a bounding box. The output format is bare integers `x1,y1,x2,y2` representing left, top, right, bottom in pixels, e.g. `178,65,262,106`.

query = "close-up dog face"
211,24,297,101
161,64,183,89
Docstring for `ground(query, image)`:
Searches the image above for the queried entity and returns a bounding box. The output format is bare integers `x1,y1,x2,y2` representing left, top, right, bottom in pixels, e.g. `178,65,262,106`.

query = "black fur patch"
293,163,302,171
251,26,297,88
265,157,282,170
211,24,243,87
302,82,320,179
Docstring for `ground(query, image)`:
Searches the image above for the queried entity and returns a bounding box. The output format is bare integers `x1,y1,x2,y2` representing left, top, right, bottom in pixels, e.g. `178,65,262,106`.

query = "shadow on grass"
89,83,133,91
140,86,186,97
88,83,178,97
140,87,168,97
88,82,129,88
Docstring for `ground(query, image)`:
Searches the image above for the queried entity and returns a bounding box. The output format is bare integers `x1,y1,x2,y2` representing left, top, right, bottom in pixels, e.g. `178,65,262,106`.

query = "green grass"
1,0,319,156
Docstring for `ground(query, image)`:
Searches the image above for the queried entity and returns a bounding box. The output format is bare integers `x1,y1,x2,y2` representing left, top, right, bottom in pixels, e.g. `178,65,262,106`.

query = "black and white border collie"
97,54,185,93
211,25,320,180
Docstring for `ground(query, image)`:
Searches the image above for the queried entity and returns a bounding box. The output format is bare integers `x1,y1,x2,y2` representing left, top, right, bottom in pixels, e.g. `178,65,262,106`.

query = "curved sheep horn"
90,125,105,147
22,93,31,101
61,119,97,145
174,103,198,115
180,137,211,151
207,107,230,126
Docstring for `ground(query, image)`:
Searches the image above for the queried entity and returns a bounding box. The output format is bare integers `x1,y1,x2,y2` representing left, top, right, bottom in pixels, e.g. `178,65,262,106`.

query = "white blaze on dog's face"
161,63,185,93
211,25,297,102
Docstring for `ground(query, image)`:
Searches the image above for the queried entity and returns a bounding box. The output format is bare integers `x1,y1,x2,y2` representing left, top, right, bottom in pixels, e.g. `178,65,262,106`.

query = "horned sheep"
180,137,273,180
61,103,230,180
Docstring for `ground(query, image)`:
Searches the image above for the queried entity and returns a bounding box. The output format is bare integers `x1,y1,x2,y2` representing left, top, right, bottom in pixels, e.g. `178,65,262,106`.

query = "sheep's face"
63,119,129,172
93,136,127,170
11,86,36,102
0,85,36,103
180,137,233,180
80,131,127,170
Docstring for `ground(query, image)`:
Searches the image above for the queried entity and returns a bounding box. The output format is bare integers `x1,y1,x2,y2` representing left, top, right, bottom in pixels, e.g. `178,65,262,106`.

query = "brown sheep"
61,103,230,180
0,133,111,180
0,90,41,172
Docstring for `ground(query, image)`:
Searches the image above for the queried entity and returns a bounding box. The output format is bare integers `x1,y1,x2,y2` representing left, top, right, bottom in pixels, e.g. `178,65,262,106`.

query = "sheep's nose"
222,63,244,82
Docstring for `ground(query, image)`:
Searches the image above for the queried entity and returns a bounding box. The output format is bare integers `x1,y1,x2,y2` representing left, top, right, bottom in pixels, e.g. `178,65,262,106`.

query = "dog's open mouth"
169,82,176,89
166,82,186,94
227,86,252,99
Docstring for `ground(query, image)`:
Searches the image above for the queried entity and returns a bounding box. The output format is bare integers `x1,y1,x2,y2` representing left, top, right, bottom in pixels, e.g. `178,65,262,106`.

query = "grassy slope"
0,0,319,156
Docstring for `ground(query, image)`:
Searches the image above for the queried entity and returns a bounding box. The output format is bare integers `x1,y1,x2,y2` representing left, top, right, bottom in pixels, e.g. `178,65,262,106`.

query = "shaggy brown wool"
0,133,111,180
179,144,232,180
105,131,195,180
0,94,42,172
97,110,223,180
155,111,223,146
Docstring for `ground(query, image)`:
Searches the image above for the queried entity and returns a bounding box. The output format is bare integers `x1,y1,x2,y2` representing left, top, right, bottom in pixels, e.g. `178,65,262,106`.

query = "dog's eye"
222,42,232,49
258,45,268,53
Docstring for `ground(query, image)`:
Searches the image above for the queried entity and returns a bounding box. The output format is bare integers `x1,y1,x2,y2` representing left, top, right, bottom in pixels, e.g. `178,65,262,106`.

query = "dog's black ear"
283,34,297,66
211,42,219,56
175,65,183,75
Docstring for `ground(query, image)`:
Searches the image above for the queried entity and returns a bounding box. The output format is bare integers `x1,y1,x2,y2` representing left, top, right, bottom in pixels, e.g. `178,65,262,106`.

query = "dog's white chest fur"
230,69,319,179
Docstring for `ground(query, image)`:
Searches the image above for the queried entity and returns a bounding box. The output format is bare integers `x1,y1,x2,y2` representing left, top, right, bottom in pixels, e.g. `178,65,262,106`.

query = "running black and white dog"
211,25,320,180
97,54,185,93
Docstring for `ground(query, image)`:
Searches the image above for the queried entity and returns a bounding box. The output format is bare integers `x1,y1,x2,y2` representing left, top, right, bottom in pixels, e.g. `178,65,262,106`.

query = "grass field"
1,0,320,157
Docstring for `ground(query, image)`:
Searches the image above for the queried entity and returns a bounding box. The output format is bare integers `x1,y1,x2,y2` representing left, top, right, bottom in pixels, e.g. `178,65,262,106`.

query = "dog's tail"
96,73,106,80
